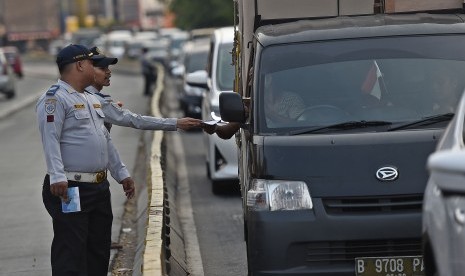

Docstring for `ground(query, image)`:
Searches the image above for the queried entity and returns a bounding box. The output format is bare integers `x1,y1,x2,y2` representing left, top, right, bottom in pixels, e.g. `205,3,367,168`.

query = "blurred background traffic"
0,0,232,99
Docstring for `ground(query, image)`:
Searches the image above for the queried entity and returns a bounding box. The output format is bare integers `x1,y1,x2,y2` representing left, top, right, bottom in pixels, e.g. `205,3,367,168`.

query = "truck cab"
221,1,465,275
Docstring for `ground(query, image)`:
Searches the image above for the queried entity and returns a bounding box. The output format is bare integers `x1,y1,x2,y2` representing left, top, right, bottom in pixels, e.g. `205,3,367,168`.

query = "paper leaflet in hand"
62,187,81,213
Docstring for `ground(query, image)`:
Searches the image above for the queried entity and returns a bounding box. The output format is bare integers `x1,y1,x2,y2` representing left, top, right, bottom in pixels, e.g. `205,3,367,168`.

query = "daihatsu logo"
376,166,399,181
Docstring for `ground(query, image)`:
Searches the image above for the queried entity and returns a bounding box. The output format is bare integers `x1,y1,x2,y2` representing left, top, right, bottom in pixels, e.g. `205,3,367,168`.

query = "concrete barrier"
133,65,190,276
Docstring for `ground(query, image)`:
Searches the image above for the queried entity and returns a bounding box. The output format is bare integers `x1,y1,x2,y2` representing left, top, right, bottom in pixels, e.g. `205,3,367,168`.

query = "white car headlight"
247,179,313,211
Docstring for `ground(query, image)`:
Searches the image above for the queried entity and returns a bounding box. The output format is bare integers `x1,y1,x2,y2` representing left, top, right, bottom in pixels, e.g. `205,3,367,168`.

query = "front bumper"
246,197,422,276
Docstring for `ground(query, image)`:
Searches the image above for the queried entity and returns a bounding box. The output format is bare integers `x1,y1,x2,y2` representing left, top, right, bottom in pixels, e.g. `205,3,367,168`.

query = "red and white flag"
361,61,382,99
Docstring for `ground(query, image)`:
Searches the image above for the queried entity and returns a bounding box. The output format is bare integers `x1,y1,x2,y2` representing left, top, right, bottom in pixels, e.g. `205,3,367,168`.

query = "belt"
65,171,107,183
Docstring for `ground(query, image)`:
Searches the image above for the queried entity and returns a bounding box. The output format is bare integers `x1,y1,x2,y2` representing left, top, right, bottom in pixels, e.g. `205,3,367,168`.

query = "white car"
423,91,465,276
0,49,16,99
187,27,238,193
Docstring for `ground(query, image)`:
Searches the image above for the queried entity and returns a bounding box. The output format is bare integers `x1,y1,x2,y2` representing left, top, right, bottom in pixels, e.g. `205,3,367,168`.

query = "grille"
288,239,422,267
323,195,423,215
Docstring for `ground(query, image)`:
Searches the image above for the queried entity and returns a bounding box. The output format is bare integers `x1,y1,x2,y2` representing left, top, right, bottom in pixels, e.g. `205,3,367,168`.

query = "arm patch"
46,85,60,96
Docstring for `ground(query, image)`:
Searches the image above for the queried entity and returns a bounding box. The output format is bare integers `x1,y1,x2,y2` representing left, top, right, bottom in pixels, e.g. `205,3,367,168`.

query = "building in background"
0,0,169,51
0,0,60,50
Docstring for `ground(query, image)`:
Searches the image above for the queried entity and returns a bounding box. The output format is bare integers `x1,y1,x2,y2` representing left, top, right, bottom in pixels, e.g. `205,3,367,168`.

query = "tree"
169,0,234,30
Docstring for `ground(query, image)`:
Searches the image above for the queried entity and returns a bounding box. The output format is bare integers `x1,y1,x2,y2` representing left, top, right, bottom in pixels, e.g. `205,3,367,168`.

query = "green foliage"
170,0,234,30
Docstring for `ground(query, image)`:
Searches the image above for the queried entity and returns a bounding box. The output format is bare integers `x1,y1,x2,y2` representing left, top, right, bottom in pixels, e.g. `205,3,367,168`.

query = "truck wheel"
246,240,253,276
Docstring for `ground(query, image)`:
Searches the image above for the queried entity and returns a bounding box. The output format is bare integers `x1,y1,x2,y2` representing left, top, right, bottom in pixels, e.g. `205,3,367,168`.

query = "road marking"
172,132,205,276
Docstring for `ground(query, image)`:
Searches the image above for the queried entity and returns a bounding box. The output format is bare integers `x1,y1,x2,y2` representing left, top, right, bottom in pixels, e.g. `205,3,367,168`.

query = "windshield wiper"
289,120,392,135
388,113,454,131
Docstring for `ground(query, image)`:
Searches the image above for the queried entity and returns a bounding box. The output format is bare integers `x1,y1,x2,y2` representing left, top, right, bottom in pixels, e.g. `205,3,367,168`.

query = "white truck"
219,0,465,275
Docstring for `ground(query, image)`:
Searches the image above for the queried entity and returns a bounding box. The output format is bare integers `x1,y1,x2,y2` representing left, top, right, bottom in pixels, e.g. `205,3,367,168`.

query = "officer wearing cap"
85,46,202,132
35,44,135,276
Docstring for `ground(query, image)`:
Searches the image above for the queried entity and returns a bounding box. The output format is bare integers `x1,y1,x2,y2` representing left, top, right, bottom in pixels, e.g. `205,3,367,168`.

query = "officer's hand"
176,118,202,131
201,122,217,135
120,177,135,199
50,181,69,202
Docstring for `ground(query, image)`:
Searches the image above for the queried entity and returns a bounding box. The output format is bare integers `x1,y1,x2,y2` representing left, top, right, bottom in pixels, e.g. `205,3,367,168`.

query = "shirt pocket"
71,109,92,136
74,110,91,120
95,109,105,118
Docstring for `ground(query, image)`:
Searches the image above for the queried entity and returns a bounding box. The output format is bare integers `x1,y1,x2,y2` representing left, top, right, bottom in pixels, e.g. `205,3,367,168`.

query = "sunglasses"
94,65,110,70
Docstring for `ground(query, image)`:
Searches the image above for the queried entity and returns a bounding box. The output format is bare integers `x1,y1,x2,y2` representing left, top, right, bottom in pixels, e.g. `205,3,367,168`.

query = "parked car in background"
187,26,238,193
103,30,132,58
423,91,465,276
189,27,215,41
71,28,102,48
143,38,170,66
1,46,23,78
0,48,16,99
167,31,189,70
126,31,159,59
177,39,210,118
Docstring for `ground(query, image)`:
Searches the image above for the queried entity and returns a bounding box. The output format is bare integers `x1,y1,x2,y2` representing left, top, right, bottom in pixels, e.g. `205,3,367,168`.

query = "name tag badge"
93,103,101,108
74,104,85,109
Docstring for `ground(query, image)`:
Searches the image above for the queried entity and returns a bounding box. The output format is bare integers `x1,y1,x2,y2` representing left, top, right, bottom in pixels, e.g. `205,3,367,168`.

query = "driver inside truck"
201,73,305,138
263,74,305,126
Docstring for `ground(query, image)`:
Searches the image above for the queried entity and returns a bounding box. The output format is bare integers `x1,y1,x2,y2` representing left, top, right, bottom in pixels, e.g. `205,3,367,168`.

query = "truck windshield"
257,35,465,134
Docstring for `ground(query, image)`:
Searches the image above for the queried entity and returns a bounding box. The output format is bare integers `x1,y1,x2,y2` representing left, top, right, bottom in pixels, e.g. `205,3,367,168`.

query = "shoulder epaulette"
46,85,60,96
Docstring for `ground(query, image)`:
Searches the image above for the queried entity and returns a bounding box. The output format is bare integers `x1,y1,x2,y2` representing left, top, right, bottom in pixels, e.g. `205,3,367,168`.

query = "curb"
143,64,165,275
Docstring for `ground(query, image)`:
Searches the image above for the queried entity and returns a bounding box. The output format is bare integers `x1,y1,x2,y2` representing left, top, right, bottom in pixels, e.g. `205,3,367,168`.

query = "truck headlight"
246,179,313,211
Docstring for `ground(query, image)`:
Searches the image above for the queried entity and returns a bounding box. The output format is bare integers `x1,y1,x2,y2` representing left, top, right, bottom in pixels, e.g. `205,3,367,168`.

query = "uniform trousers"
143,73,156,96
42,174,113,276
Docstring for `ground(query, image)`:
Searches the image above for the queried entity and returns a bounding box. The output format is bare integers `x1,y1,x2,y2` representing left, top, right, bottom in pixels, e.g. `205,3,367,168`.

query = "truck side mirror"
185,70,208,89
219,92,246,123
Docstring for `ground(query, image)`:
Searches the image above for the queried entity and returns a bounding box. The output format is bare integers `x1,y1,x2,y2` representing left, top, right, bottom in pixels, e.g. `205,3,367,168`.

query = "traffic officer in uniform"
85,46,202,132
36,44,135,276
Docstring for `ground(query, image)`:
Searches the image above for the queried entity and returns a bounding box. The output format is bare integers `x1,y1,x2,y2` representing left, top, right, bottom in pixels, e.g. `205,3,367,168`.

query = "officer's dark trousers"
143,73,156,96
42,175,113,276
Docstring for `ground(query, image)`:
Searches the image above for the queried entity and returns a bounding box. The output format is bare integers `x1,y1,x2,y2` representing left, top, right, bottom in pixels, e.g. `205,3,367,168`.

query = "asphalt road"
162,75,248,276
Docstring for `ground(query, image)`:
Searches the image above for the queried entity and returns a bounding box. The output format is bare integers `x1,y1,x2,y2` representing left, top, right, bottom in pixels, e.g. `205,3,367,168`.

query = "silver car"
0,48,16,99
424,91,465,276
187,27,238,193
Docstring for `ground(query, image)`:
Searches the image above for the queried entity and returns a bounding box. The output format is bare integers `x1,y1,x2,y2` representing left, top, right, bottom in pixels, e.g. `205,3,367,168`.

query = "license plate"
355,256,424,276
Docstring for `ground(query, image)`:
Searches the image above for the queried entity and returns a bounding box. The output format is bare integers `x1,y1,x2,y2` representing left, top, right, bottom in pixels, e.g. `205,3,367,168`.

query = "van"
220,0,465,274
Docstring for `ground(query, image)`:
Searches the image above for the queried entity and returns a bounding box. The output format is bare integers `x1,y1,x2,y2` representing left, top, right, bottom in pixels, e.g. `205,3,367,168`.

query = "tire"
246,238,253,276
211,179,223,194
6,90,15,99
206,162,211,179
